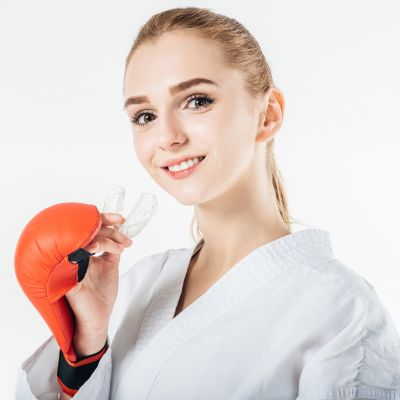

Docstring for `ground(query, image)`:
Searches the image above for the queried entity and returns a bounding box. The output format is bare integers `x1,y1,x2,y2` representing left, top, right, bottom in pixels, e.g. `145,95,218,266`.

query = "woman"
16,7,400,400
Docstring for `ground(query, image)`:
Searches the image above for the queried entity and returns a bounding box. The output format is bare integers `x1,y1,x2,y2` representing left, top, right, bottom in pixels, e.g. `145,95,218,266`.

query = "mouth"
161,155,206,170
161,155,207,179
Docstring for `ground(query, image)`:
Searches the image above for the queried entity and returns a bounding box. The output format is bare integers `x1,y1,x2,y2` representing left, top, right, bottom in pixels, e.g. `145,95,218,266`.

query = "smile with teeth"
167,156,206,172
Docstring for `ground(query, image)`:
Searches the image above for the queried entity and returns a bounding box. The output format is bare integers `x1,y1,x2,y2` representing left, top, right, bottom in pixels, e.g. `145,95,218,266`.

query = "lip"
162,156,206,180
161,154,206,168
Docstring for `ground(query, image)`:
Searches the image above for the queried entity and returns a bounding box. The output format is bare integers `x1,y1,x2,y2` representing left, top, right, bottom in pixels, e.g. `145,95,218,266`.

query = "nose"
157,111,188,149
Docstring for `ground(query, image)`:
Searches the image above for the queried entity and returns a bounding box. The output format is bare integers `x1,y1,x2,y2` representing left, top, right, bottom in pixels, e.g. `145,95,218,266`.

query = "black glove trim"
57,340,108,394
68,248,95,282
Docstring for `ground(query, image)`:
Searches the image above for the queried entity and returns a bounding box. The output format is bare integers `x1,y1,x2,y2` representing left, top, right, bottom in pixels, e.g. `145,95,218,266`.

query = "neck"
193,173,291,278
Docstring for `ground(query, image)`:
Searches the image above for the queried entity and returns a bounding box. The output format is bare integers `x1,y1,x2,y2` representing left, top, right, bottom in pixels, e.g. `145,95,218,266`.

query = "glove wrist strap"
57,340,108,397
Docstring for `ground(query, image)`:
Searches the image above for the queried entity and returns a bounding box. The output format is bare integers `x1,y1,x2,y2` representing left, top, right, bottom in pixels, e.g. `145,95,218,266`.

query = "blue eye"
130,94,214,127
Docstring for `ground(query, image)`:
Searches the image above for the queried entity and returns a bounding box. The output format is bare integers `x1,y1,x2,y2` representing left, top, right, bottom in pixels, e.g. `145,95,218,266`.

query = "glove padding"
14,202,102,362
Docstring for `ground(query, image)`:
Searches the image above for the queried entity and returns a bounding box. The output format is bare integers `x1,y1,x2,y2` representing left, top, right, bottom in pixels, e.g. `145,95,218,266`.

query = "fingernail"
110,213,123,222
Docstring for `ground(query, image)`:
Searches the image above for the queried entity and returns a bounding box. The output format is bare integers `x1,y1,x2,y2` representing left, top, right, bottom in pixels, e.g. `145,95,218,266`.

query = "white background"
1,0,399,397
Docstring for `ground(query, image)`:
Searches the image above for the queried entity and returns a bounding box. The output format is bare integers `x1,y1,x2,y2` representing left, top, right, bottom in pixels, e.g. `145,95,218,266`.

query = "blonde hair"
123,7,298,242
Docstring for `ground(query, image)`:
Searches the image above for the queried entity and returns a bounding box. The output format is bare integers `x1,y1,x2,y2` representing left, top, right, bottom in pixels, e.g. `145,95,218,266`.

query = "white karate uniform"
16,226,400,400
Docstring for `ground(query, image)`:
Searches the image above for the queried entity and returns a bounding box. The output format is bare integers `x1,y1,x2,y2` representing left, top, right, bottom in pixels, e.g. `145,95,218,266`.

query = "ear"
255,86,285,143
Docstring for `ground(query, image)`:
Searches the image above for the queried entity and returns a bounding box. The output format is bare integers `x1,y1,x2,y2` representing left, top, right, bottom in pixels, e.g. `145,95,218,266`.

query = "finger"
84,236,125,255
96,226,133,246
101,212,125,227
119,192,157,239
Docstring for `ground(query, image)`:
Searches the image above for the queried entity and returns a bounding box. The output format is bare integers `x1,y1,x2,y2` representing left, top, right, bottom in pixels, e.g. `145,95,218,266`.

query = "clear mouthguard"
102,186,158,239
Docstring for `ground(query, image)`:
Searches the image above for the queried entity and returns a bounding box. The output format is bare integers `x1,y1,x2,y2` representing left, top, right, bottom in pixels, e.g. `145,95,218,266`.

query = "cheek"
133,135,154,167
211,109,253,161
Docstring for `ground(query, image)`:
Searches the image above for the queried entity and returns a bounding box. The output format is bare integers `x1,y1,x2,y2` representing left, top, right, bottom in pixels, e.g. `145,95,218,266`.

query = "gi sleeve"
296,282,400,400
15,334,112,400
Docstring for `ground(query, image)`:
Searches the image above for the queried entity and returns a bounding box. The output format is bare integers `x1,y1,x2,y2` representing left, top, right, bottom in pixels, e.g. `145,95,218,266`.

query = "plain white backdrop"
1,0,399,397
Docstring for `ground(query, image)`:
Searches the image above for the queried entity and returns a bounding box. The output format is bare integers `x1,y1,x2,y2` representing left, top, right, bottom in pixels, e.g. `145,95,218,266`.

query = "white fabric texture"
15,226,400,399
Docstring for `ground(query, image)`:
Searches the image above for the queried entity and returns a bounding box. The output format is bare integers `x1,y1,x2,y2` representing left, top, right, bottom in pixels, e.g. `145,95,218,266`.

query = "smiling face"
123,31,265,206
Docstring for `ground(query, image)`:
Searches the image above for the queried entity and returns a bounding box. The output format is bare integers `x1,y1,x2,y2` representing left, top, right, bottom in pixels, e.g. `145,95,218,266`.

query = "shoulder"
309,257,378,305
298,259,400,393
298,256,400,351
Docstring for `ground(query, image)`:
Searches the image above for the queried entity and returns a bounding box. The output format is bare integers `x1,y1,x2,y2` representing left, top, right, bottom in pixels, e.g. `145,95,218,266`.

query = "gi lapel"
112,238,203,399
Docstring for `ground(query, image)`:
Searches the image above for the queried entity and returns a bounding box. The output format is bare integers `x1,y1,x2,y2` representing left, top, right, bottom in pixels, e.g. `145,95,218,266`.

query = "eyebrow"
123,77,218,110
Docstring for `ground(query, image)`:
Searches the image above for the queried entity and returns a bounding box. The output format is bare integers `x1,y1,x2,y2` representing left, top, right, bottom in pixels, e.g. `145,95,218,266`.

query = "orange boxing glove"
14,202,102,363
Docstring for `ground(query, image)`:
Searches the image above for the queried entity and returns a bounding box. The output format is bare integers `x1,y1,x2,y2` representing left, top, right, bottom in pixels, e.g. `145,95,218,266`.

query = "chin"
173,193,202,206
169,185,209,206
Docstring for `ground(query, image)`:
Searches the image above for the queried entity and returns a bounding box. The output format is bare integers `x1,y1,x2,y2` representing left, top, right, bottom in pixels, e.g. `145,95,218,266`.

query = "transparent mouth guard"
102,186,158,239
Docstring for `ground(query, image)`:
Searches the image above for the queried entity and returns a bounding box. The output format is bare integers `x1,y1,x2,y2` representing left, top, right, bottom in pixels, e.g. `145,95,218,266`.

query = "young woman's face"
123,31,263,206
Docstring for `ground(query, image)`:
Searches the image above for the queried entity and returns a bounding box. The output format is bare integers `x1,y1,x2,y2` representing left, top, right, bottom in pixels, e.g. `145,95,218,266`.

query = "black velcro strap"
57,342,107,392
67,248,95,282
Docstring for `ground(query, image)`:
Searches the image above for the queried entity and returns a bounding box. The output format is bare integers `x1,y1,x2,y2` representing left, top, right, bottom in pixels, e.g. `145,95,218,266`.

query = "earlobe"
256,131,274,144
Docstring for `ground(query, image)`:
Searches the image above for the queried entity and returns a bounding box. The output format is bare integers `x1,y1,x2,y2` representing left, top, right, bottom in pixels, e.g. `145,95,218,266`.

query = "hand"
65,212,133,332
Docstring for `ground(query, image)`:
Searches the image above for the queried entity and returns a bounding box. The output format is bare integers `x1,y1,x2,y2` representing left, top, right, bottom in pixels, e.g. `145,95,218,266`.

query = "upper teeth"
168,156,205,172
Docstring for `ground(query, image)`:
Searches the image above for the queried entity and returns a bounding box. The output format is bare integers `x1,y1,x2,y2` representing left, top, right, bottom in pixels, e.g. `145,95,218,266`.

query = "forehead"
123,32,239,98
